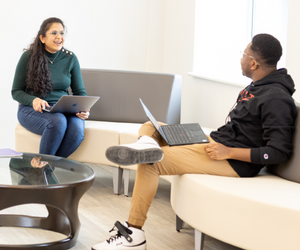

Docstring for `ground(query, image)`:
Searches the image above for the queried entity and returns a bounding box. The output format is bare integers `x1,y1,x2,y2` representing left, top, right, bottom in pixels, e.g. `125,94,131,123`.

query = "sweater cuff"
251,148,262,164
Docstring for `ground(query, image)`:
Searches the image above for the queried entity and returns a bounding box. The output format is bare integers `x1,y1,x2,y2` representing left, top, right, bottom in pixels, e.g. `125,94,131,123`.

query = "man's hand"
32,98,50,113
205,142,230,160
205,142,251,162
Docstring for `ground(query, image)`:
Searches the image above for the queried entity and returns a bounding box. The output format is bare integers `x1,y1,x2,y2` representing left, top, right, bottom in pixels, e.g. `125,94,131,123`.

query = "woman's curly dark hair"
25,17,65,98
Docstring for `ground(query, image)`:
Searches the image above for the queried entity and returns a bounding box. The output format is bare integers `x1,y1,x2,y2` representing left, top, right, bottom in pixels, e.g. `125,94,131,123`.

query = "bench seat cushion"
15,120,176,183
15,121,142,166
170,169,300,250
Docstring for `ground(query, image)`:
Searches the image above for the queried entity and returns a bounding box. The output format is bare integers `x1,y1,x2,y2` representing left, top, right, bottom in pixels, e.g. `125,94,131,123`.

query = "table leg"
0,178,94,250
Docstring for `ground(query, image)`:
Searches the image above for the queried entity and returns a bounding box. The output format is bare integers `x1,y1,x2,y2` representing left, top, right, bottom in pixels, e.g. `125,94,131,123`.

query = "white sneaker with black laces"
92,221,146,250
105,136,164,166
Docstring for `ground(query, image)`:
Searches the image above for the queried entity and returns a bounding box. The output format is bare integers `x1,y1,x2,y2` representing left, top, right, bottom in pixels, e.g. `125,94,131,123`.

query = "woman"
12,17,89,158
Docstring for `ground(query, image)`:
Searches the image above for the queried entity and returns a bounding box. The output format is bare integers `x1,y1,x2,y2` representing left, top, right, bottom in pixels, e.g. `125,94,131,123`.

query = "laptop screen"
139,99,161,131
139,98,170,144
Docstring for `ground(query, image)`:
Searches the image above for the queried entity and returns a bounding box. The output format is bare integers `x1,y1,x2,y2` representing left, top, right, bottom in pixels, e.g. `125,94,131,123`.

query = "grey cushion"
267,102,300,183
80,69,182,124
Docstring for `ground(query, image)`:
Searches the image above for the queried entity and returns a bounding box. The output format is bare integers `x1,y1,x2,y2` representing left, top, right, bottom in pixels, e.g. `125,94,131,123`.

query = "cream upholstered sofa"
171,103,300,250
15,69,181,196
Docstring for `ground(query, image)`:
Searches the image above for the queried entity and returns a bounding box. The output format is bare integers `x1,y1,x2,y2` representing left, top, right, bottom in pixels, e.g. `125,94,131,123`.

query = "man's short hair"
251,34,282,67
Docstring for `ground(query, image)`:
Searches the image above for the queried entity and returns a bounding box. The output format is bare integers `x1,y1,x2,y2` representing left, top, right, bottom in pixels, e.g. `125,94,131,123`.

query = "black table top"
0,153,95,187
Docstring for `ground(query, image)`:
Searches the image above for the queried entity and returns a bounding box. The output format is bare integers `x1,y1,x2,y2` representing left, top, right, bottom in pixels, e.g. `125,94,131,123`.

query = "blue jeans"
18,105,85,158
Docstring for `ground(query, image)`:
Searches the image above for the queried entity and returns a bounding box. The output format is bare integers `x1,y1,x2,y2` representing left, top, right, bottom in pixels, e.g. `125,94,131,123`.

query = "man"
92,34,297,250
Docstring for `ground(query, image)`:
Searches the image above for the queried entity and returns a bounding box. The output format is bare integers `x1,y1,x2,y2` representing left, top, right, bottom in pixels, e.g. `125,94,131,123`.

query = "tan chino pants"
128,122,239,227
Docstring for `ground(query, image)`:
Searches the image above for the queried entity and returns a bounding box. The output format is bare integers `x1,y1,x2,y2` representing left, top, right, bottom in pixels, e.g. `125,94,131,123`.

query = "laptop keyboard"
162,125,191,144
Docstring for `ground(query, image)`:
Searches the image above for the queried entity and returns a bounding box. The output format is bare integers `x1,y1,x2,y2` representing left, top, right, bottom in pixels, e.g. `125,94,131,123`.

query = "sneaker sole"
92,242,146,250
106,146,163,166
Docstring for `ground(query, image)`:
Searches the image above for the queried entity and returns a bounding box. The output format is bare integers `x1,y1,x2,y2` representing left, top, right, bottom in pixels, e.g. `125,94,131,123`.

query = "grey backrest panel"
81,69,182,124
267,102,300,183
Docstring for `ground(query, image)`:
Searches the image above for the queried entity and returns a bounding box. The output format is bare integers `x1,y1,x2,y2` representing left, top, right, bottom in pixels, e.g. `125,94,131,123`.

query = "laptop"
43,164,59,185
139,99,209,146
43,95,100,113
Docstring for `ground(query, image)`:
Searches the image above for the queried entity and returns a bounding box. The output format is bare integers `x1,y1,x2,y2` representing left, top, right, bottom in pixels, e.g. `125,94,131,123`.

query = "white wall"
162,0,244,128
285,0,300,102
0,0,163,149
1,0,300,149
162,0,300,129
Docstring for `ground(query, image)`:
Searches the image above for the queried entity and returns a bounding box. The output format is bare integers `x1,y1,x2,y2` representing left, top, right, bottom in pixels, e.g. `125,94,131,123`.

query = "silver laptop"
140,98,209,146
43,95,100,113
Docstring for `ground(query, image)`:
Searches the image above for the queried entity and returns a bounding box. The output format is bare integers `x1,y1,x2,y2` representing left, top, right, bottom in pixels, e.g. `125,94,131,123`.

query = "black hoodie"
210,68,297,177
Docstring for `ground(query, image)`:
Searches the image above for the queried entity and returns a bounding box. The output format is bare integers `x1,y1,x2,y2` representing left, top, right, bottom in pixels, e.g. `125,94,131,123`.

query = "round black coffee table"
0,153,95,250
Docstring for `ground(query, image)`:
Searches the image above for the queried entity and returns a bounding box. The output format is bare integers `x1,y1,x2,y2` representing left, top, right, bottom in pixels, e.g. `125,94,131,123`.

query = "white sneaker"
105,136,164,166
92,221,146,250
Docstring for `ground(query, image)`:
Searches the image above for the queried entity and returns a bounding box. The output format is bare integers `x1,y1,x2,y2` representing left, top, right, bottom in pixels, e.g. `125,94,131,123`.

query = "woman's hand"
31,157,48,168
32,98,50,113
76,110,90,120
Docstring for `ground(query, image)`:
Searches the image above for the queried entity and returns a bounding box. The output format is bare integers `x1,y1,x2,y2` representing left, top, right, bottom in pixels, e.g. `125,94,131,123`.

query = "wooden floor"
0,163,243,250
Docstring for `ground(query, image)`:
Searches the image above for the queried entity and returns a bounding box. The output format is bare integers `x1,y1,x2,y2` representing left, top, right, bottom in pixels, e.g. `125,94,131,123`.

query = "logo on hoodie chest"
238,90,255,102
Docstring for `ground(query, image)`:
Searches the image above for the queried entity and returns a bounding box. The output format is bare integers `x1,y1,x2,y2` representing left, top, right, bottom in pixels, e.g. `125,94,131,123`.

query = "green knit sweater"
11,49,87,106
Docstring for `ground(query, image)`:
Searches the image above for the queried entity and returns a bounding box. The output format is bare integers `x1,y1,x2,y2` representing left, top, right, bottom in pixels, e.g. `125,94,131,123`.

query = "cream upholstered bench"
170,103,300,250
15,68,182,196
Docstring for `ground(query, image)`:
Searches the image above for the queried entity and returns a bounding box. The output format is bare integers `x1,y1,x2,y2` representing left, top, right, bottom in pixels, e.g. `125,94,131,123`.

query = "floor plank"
0,163,243,250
